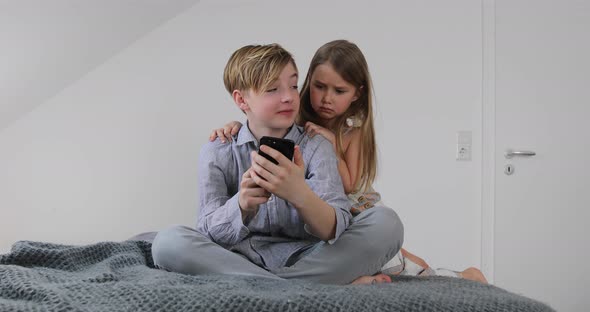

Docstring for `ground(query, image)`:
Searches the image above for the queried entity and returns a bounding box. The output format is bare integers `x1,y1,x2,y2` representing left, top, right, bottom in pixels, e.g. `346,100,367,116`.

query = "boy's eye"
291,85,299,90
266,88,278,93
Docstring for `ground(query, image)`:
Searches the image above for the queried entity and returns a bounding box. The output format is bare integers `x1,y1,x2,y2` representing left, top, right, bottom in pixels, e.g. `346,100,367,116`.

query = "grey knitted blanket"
0,240,554,312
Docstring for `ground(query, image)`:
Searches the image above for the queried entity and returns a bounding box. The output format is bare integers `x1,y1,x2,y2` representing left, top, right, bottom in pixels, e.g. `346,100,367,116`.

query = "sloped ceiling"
0,0,200,131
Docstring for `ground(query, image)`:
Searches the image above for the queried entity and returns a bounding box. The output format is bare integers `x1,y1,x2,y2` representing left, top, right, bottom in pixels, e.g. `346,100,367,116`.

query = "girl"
211,40,486,283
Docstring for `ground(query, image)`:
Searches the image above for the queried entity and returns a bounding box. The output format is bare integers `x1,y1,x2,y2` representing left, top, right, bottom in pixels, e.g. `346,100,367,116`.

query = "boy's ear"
232,90,250,111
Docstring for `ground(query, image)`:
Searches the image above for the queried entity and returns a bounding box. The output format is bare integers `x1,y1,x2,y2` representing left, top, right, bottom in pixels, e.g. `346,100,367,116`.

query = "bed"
0,240,554,311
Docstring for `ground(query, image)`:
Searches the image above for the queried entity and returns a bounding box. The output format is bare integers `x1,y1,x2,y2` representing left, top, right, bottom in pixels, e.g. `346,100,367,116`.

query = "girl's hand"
209,121,243,143
304,121,335,145
249,145,308,206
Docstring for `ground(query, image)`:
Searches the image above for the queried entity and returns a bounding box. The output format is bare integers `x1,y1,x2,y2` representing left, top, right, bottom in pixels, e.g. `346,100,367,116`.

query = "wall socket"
456,131,472,161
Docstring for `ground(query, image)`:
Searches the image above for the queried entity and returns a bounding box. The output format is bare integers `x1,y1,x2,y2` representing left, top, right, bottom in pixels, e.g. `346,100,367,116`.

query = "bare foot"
460,267,488,284
350,273,392,285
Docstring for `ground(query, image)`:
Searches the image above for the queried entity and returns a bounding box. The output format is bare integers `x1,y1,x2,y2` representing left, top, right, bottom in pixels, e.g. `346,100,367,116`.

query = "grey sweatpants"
151,207,403,285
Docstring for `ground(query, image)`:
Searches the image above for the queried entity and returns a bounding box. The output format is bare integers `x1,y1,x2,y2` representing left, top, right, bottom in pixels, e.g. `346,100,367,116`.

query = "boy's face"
241,62,300,133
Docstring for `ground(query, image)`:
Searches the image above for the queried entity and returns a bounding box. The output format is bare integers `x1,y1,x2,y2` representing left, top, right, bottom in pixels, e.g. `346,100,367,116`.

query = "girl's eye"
313,84,324,89
336,89,345,94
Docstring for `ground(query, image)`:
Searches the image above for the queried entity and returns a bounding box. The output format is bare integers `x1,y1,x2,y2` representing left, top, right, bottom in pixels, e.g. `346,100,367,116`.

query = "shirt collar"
235,120,302,146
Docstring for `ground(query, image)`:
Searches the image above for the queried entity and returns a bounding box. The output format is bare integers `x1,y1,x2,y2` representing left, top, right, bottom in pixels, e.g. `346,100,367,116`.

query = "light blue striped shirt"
197,122,352,270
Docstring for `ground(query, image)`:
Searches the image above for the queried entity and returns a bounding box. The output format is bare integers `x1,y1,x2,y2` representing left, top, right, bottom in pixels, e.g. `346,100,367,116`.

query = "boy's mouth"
277,109,295,115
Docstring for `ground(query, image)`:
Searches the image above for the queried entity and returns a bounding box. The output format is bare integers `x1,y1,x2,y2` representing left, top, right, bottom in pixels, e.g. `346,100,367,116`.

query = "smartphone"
258,136,295,165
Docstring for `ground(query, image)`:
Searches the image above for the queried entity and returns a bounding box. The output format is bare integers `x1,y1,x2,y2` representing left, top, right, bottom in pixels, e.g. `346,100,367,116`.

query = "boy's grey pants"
150,207,403,285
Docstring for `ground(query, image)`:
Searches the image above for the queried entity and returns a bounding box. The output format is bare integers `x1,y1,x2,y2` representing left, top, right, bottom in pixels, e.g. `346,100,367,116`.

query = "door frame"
481,0,496,284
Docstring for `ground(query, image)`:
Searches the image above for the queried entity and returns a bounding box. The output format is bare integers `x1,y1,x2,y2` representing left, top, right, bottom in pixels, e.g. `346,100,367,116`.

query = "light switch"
456,131,472,161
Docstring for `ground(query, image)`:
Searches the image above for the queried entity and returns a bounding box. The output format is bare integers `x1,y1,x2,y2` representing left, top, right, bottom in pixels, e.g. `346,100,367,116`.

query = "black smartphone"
258,136,295,165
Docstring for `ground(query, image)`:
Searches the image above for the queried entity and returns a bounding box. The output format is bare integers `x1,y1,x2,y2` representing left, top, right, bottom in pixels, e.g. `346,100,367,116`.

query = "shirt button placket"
268,194,277,234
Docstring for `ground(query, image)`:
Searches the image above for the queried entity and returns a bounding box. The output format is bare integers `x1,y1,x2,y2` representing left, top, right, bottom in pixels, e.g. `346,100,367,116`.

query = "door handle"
505,149,536,159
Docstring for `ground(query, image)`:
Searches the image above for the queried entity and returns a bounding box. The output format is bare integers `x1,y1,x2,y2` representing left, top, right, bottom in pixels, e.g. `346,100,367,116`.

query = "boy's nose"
281,90,294,103
281,94,291,103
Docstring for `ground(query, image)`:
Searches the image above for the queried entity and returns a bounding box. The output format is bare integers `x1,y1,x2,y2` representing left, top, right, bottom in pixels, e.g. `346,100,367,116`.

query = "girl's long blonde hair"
298,40,377,193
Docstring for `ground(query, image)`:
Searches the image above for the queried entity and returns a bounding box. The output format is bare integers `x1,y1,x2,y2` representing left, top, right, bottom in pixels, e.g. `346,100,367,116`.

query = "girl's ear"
232,90,249,111
352,85,364,102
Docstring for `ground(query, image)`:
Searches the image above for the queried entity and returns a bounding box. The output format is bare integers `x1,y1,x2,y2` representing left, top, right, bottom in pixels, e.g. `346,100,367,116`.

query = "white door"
494,1,590,311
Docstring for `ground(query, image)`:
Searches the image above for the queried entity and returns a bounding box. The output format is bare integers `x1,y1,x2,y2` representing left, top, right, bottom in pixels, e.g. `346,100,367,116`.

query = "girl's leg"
395,248,488,284
382,247,432,276
273,207,404,285
152,225,281,280
401,248,430,269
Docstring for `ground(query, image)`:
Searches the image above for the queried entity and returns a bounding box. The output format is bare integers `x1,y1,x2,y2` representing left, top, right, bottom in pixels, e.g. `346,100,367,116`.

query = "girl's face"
309,63,359,124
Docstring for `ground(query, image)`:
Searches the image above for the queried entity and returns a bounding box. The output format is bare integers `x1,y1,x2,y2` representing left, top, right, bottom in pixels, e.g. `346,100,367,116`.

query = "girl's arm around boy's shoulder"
196,139,249,248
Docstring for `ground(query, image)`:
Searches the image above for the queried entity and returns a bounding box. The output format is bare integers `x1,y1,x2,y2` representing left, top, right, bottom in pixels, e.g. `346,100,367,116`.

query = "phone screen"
258,136,295,165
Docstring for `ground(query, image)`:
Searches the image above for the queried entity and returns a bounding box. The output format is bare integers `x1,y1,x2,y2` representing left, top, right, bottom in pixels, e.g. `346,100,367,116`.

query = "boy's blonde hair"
299,40,377,193
223,44,297,94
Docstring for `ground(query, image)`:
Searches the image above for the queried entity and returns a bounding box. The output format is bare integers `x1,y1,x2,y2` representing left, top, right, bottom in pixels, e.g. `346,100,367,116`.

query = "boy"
152,44,403,284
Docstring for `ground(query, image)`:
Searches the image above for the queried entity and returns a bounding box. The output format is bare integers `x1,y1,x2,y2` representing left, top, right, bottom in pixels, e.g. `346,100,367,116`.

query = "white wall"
0,0,482,273
0,0,200,130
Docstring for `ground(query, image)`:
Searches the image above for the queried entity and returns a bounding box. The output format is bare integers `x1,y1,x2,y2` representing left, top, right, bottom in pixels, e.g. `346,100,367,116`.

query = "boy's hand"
209,121,243,143
238,169,271,221
250,145,308,207
304,121,335,146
